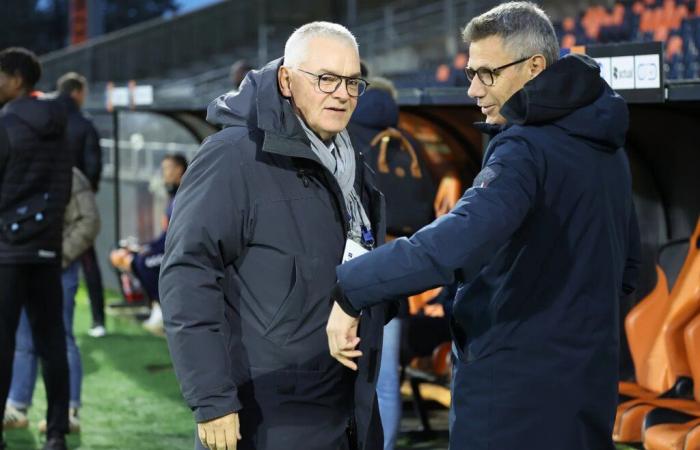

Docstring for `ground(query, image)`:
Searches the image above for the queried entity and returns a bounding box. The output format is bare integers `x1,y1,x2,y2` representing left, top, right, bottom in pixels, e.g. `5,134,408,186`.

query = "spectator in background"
110,153,187,333
56,72,107,338
348,75,457,449
347,76,409,450
229,59,253,91
0,47,72,450
4,167,99,436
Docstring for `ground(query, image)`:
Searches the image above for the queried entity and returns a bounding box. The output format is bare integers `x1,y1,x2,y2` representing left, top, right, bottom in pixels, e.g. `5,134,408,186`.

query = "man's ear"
529,54,547,79
278,66,292,97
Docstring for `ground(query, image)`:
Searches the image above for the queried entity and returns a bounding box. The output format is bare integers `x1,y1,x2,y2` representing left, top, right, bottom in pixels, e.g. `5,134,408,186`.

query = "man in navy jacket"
327,2,641,449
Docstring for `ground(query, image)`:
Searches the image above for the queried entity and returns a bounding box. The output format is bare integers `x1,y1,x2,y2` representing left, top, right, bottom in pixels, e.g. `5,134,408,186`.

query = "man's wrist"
332,283,360,318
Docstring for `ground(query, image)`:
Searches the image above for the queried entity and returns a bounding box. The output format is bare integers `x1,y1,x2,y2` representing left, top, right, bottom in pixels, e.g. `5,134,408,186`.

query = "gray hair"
462,2,559,67
284,21,359,67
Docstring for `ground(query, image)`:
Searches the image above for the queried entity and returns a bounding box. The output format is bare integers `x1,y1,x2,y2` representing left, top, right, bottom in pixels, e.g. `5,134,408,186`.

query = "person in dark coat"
55,73,101,192
160,22,390,450
348,78,441,450
348,80,404,450
0,47,72,450
326,3,642,450
55,72,106,337
5,167,100,435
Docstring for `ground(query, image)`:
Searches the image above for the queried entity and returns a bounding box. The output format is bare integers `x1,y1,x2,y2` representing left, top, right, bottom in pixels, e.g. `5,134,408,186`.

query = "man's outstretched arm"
328,138,540,366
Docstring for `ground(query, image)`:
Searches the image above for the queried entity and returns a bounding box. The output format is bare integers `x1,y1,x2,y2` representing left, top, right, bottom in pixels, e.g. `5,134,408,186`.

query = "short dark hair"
57,72,87,95
163,153,188,172
0,47,42,90
462,2,559,67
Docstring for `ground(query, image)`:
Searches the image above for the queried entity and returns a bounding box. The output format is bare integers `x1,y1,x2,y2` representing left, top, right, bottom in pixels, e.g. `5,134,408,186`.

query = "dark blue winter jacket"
337,53,641,450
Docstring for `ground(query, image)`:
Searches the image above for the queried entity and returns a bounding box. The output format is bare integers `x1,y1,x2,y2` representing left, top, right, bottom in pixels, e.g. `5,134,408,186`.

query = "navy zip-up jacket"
336,53,641,449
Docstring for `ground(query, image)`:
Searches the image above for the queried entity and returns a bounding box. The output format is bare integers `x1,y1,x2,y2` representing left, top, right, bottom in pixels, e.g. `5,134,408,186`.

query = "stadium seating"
419,0,700,87
643,313,700,449
556,0,700,81
614,219,700,444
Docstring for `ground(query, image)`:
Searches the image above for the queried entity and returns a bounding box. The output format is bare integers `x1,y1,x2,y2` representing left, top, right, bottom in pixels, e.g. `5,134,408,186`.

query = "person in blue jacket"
326,2,641,449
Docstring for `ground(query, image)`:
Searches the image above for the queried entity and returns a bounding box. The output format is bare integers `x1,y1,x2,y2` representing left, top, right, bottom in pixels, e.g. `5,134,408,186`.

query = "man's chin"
485,115,506,125
319,124,348,138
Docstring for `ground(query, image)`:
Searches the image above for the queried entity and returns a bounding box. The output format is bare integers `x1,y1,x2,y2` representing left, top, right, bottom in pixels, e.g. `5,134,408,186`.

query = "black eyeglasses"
294,68,369,97
464,55,532,86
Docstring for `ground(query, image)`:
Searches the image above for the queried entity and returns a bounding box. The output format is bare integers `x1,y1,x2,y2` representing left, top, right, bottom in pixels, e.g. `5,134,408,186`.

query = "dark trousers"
80,246,105,326
0,264,69,439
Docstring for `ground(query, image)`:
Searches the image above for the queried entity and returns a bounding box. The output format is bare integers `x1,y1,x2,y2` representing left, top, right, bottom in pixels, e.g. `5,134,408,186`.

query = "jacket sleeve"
82,122,102,191
159,137,245,423
62,175,101,267
337,137,539,310
622,201,642,298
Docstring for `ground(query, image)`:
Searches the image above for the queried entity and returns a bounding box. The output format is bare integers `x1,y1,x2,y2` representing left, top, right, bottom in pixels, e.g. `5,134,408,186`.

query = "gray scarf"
296,116,372,245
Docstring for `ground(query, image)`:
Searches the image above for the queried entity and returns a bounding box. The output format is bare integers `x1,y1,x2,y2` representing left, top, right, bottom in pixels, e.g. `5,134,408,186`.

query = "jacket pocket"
249,365,351,409
263,255,316,344
0,192,52,244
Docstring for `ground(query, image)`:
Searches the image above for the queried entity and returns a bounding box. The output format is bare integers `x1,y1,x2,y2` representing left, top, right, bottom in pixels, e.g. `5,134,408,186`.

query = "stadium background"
2,0,700,448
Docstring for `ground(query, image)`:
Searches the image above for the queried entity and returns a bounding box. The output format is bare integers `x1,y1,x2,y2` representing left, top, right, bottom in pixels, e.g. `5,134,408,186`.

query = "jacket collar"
261,130,322,165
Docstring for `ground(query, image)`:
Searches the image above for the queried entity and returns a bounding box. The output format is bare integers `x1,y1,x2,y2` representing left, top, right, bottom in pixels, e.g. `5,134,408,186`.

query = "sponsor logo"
637,63,658,81
613,66,634,80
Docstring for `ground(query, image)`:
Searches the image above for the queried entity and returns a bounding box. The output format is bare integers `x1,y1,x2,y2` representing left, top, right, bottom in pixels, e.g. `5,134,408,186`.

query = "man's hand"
109,248,134,272
326,301,362,370
197,412,241,450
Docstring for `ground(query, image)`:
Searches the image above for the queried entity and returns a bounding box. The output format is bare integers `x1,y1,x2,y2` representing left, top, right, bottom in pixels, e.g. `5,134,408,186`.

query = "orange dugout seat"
614,219,700,444
644,313,700,450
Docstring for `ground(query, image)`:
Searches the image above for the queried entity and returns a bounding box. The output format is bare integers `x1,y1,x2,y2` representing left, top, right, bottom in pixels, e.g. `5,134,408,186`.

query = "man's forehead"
303,38,360,73
468,35,510,67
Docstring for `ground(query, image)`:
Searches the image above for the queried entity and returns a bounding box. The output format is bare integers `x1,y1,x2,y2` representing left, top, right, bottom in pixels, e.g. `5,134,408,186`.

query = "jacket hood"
350,88,399,130
501,53,629,151
2,96,67,139
206,57,306,142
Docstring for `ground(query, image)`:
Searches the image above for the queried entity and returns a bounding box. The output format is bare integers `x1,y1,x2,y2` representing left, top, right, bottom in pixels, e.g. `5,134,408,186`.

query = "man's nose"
332,80,351,101
467,75,486,99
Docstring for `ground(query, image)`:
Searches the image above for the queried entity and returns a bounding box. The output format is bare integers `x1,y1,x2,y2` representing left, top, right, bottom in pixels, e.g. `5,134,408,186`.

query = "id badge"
342,238,369,264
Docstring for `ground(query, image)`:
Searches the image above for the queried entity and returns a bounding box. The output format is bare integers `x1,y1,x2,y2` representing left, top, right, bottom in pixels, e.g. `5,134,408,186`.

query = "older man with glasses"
327,2,641,450
160,21,392,450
